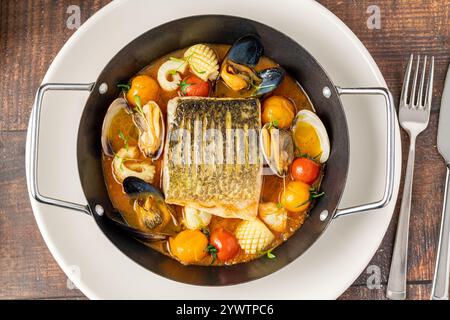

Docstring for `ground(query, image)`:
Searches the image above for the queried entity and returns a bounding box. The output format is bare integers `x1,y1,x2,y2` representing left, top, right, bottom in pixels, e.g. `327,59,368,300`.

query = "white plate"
25,0,401,299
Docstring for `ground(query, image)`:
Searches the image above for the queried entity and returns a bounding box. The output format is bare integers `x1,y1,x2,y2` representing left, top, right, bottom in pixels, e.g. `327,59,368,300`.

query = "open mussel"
220,35,285,96
260,123,294,177
123,176,180,237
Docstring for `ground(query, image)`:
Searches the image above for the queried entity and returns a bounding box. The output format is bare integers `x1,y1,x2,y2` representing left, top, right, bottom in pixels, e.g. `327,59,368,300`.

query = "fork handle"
431,165,450,300
386,136,417,300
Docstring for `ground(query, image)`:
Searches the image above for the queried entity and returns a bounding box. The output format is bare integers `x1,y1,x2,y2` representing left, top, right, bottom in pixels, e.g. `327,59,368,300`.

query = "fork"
386,54,434,300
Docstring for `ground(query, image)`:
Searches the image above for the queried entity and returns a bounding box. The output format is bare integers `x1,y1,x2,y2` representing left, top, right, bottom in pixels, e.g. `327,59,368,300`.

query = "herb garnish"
267,120,279,130
179,80,191,95
294,148,322,162
168,57,188,76
206,244,218,265
117,83,131,91
118,130,129,151
260,248,276,260
133,95,145,117
296,188,326,208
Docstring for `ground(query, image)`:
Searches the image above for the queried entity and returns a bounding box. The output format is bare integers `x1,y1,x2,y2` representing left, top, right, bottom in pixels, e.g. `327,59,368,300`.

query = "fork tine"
400,54,413,106
418,56,427,107
410,55,420,108
425,56,435,110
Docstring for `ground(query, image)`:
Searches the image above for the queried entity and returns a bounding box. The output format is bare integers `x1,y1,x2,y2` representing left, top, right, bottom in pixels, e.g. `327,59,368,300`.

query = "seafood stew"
101,37,331,266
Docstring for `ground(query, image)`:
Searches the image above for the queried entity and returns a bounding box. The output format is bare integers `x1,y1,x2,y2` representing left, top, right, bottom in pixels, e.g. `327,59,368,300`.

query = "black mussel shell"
254,67,286,96
227,34,263,67
122,176,164,198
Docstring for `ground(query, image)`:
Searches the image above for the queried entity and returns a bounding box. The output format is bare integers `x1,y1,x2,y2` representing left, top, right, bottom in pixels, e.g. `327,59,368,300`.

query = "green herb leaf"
169,70,178,75
311,191,325,199
169,56,186,63
206,244,218,265
133,95,145,117
266,249,276,259
267,120,279,130
260,248,276,260
118,130,129,151
179,80,191,95
117,83,131,91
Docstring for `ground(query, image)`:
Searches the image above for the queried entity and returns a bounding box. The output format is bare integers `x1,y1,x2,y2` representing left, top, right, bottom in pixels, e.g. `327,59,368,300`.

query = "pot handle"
29,83,95,215
333,87,395,219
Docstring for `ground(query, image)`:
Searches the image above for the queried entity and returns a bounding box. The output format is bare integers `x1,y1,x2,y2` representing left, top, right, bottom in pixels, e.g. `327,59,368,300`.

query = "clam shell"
133,101,165,160
291,110,330,163
184,44,219,81
101,98,131,157
260,123,294,177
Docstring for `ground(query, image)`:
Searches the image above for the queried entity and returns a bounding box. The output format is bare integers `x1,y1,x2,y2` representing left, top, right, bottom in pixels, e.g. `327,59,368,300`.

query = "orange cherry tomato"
169,230,208,264
180,75,210,97
262,96,295,129
280,181,311,213
126,75,159,107
291,157,321,184
210,228,240,262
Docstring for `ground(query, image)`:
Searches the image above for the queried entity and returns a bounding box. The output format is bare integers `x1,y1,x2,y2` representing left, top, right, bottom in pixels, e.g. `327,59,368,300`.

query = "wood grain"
0,0,449,300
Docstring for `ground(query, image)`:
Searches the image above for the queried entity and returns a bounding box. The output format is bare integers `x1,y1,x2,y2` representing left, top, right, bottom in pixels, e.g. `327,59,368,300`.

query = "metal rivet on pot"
322,86,331,98
320,210,329,221
95,204,104,216
99,83,108,94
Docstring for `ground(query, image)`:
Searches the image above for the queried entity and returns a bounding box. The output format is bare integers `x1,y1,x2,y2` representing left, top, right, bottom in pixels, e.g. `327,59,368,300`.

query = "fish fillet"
163,97,262,220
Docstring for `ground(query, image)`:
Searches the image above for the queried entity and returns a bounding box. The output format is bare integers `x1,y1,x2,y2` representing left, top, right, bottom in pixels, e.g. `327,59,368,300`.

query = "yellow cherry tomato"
126,75,159,107
262,96,295,129
169,230,208,264
280,181,311,213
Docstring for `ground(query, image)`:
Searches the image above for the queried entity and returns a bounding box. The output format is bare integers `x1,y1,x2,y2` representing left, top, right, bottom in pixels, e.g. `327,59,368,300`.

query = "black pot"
30,15,395,286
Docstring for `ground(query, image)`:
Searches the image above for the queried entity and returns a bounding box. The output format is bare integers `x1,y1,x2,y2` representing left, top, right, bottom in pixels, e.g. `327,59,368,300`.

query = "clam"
220,35,285,96
123,176,180,237
260,123,294,177
132,101,165,160
101,98,131,157
291,110,330,163
184,44,219,81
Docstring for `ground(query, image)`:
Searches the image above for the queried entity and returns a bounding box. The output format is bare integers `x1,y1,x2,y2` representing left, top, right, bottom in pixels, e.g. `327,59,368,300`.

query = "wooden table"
1,0,449,300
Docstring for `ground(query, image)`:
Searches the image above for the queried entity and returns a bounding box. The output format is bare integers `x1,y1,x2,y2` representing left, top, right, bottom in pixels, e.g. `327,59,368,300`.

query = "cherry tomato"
180,75,210,97
126,75,159,107
262,96,295,129
169,230,208,264
210,228,240,262
291,157,321,184
280,181,311,213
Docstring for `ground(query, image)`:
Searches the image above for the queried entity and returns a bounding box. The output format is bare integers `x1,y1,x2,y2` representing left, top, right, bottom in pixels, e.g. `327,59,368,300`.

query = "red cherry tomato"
210,228,240,262
180,75,210,97
291,157,321,184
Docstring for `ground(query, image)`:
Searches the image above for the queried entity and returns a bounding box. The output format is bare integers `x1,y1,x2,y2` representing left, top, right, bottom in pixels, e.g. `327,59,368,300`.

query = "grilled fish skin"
163,97,262,219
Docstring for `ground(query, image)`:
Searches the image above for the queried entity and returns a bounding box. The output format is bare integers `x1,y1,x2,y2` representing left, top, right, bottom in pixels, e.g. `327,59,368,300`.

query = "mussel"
220,35,285,96
123,176,180,237
260,123,294,177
